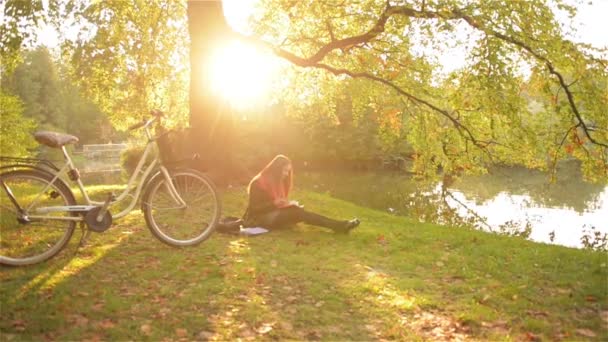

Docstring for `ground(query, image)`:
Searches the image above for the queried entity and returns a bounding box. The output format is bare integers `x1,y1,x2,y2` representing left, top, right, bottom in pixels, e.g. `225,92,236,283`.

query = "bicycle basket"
157,128,198,165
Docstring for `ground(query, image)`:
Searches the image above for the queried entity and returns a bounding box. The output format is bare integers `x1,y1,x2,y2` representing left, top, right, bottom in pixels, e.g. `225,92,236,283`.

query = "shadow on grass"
1,193,606,341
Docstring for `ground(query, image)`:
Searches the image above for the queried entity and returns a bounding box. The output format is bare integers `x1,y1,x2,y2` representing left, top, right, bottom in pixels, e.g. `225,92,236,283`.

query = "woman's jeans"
251,206,346,230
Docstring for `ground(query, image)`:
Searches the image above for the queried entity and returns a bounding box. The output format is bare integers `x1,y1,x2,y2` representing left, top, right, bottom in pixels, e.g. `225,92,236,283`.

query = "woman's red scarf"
257,173,290,204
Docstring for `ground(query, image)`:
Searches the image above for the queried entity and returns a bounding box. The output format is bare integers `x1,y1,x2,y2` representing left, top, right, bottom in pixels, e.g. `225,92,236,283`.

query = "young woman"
243,155,360,233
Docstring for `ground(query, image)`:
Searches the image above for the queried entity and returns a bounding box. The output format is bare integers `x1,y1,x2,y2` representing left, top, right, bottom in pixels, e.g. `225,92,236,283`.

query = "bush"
121,145,146,177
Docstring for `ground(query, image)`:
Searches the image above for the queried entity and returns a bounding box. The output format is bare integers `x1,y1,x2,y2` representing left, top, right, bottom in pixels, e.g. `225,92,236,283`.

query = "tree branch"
451,9,608,149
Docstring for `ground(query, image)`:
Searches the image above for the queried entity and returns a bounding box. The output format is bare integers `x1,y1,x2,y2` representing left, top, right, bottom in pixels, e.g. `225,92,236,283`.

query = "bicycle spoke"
144,171,220,246
1,170,76,265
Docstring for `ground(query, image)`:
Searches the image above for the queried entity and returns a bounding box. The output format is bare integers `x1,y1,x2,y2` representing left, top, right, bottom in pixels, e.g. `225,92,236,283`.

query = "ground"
1,187,606,341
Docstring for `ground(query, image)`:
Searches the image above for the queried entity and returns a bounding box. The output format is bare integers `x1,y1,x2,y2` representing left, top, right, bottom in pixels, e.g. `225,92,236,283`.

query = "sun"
206,41,279,109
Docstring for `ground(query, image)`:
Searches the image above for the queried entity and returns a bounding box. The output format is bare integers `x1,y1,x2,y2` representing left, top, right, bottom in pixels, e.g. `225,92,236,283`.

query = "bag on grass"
216,216,243,235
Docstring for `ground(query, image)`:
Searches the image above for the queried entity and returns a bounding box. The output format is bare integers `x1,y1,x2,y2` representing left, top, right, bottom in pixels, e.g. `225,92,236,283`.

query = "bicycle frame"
5,118,187,223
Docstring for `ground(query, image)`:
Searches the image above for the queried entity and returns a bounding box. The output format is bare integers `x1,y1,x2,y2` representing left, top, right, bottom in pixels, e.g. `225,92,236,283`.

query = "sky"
222,0,608,74
35,0,608,84
38,0,608,51
223,0,608,48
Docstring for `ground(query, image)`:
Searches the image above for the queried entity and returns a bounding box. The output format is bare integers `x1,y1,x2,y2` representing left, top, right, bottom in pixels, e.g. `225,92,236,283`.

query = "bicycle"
0,110,221,266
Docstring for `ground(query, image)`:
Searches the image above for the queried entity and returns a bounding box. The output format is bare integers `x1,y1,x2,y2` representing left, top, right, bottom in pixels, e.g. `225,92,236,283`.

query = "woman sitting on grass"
243,155,360,233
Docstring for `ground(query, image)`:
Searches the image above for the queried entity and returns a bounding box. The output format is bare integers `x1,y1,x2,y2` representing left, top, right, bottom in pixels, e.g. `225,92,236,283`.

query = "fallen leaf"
198,331,214,340
307,330,322,339
279,322,293,331
315,301,325,307
575,328,596,338
140,324,152,336
69,314,89,327
257,323,273,334
480,294,491,303
601,310,608,324
175,328,188,338
98,319,115,329
239,329,255,338
524,331,541,341
526,310,549,317
585,295,597,302
91,302,105,311
11,320,25,328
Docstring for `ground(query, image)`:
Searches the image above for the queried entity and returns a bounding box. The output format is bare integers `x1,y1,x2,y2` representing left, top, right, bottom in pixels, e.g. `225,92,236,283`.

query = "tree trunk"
188,0,244,184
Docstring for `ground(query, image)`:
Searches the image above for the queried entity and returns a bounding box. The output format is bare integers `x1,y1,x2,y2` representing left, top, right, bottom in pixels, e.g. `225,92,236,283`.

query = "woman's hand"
289,200,303,208
274,198,289,207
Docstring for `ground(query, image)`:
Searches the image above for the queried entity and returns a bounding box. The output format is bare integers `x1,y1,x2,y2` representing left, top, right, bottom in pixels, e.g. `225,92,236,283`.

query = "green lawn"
1,186,606,341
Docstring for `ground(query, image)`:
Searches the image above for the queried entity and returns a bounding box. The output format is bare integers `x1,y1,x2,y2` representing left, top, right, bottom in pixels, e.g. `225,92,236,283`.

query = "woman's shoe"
336,218,360,234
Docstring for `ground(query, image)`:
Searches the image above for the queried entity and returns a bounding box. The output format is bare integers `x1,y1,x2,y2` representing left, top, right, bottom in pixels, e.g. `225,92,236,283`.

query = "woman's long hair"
248,155,293,201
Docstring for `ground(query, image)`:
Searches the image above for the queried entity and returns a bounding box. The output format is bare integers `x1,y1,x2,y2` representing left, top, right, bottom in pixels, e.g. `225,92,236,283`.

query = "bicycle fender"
140,168,198,211
0,164,55,174
0,167,69,187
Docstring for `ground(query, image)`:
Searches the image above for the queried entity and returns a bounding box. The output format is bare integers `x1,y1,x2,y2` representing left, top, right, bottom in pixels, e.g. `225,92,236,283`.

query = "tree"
5,0,604,182
64,0,190,129
0,91,36,156
2,47,114,144
3,47,65,130
187,0,243,179
240,0,607,181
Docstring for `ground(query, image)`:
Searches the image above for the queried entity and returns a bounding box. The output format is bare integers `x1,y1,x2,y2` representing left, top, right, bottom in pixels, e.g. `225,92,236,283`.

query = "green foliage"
0,0,45,72
0,91,36,156
2,47,118,144
120,145,146,177
4,47,64,130
6,0,605,181
250,0,608,181
64,0,189,130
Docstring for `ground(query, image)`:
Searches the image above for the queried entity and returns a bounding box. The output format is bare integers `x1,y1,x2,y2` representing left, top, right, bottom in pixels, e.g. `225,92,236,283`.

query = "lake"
298,162,607,249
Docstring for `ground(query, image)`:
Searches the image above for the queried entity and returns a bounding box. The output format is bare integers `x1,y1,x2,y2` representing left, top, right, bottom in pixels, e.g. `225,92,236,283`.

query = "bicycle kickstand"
78,222,91,248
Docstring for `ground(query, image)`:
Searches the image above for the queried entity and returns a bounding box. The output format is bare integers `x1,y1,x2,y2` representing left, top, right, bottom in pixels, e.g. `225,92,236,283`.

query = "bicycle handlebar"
128,110,164,131
151,109,164,117
128,119,148,131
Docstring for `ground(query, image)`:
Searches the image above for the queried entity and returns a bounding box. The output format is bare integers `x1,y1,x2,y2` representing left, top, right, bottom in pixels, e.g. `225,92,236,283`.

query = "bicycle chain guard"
84,207,113,232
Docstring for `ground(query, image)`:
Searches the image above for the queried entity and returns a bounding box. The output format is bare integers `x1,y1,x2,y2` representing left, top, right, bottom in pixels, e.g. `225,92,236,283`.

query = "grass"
1,185,607,341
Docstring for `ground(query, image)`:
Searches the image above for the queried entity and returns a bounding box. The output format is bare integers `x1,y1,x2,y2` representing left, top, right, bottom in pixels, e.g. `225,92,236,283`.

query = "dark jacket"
243,179,277,224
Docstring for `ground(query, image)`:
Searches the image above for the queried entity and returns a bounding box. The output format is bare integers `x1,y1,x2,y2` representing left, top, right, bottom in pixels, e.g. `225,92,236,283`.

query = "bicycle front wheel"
0,169,77,266
142,169,221,246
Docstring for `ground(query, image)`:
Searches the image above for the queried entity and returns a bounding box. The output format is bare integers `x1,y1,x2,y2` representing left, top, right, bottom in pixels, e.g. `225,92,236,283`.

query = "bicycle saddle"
33,131,79,148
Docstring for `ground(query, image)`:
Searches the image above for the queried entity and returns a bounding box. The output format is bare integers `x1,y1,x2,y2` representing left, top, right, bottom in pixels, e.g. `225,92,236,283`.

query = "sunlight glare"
206,41,278,109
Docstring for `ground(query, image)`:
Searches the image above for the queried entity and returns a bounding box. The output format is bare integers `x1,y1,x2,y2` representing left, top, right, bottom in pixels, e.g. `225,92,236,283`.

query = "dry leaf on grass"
140,324,152,336
198,331,214,340
175,328,188,338
97,319,115,329
601,310,608,324
575,328,596,338
257,323,273,334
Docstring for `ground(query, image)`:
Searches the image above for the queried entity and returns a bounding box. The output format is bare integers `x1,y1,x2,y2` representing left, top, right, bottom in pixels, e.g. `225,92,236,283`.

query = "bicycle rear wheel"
142,169,221,246
0,169,76,266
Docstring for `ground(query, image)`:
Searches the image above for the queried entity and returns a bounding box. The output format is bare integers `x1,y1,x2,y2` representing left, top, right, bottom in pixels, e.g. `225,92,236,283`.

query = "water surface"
298,163,607,249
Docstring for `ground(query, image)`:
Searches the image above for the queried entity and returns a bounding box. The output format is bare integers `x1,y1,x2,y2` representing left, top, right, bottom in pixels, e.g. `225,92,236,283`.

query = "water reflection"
299,162,607,249
453,163,606,213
